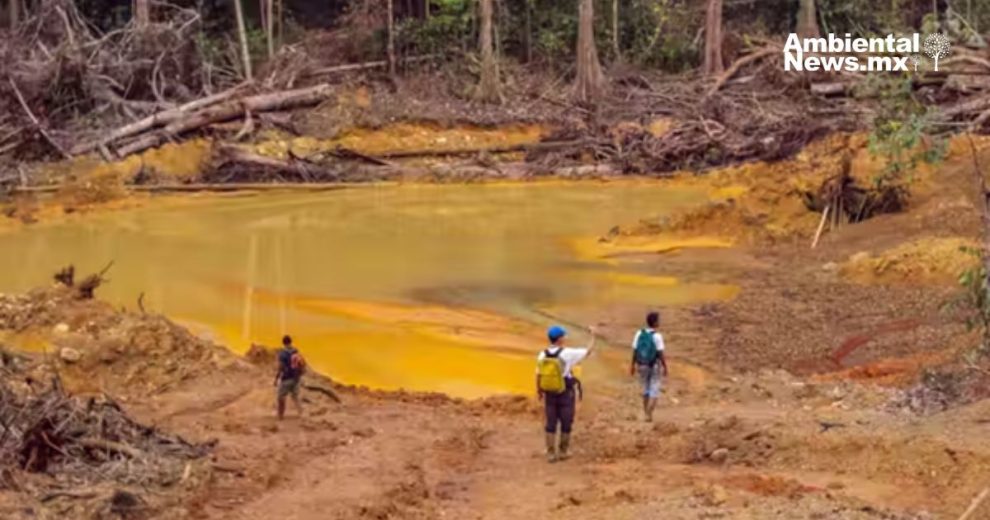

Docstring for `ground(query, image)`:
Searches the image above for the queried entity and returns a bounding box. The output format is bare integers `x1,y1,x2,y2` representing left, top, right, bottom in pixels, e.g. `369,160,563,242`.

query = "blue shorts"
637,364,662,398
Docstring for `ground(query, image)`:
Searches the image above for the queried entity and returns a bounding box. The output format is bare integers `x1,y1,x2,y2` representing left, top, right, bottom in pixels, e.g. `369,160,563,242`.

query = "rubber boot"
545,433,558,463
558,433,571,461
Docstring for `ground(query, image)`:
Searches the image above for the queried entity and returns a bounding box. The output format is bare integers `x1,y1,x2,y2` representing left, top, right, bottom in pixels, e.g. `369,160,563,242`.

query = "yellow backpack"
537,349,565,393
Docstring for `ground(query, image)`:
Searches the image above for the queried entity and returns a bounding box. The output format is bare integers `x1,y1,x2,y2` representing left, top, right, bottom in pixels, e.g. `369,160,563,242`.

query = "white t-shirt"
631,328,665,353
535,346,589,378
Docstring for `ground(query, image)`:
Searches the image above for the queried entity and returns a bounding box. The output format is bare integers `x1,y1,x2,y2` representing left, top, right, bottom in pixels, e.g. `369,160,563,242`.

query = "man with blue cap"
535,324,597,462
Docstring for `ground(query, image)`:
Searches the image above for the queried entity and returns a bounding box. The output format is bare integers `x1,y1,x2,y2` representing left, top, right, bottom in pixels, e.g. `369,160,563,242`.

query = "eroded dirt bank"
3,132,990,518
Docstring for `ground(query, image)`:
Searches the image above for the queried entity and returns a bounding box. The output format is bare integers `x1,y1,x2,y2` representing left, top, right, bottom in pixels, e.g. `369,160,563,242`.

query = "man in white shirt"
536,324,596,462
630,311,668,422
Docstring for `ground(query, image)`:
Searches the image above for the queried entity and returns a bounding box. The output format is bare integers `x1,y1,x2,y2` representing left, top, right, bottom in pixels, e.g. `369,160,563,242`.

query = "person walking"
536,324,597,462
630,311,668,422
274,335,306,420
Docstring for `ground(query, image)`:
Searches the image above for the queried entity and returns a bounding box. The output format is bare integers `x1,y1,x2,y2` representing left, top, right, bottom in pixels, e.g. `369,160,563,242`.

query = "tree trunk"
264,0,274,58
477,0,500,102
611,0,619,59
133,0,150,25
574,0,605,102
275,0,283,46
386,0,396,77
796,0,820,38
233,0,253,80
524,0,532,62
703,0,723,75
8,0,20,28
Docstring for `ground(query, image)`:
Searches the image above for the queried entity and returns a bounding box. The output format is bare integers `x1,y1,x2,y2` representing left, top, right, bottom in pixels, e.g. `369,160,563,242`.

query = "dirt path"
129,336,990,520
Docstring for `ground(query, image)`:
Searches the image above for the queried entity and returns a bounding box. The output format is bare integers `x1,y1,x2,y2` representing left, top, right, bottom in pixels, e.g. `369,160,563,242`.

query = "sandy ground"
4,133,990,519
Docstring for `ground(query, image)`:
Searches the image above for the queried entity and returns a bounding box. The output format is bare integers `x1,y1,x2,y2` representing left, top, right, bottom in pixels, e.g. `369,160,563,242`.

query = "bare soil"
3,134,990,519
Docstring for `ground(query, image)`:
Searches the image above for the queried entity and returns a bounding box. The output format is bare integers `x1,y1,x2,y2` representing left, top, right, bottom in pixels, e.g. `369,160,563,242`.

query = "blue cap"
547,325,567,342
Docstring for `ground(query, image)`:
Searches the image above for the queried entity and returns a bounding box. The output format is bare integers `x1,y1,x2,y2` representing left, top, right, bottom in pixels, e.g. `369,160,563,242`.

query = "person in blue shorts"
630,311,668,422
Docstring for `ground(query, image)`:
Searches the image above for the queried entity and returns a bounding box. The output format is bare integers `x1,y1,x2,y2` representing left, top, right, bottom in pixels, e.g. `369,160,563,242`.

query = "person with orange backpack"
536,324,597,463
275,335,306,420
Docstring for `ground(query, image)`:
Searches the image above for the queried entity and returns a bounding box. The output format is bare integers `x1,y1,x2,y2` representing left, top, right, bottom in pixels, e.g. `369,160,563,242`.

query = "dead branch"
7,79,71,160
303,384,342,403
707,46,779,96
958,487,990,520
77,438,143,459
324,147,394,166
306,54,439,77
53,266,75,287
76,262,113,299
214,144,340,182
810,82,849,97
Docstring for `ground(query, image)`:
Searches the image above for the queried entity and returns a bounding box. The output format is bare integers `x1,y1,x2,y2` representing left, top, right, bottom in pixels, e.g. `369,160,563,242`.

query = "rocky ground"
2,132,990,519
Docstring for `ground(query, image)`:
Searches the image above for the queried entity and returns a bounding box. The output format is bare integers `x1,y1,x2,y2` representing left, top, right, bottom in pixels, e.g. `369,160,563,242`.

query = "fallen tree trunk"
940,95,990,123
306,54,438,77
374,139,593,159
108,84,333,158
810,82,849,97
70,83,252,156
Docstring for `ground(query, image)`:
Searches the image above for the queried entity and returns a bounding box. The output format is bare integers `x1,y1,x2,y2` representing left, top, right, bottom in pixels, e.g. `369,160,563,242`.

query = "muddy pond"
0,182,735,397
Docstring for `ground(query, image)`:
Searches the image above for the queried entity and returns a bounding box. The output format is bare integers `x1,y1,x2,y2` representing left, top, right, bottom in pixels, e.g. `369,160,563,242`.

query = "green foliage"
398,0,474,56
246,24,268,60
948,246,990,355
619,0,698,70
861,75,945,189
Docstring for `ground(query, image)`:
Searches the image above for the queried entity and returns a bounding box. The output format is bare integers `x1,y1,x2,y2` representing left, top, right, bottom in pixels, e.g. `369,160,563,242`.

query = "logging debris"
0,368,213,515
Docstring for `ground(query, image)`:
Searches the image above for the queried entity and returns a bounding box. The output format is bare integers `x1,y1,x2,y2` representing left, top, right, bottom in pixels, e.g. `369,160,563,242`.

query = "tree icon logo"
923,33,951,71
909,55,925,72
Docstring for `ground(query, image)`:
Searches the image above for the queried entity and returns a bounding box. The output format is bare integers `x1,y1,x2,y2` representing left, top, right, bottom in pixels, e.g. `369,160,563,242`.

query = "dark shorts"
544,387,576,434
277,377,301,400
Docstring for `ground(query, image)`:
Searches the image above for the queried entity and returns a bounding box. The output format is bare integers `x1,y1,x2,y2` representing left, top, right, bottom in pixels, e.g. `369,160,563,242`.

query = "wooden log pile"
74,84,335,160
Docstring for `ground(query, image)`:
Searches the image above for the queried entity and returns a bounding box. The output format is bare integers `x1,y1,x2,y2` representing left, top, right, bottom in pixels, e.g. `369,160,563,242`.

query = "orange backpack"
290,351,306,374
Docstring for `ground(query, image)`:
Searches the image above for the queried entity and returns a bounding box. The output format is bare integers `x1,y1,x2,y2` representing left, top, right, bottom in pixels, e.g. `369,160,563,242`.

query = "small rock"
849,251,870,263
709,447,730,464
822,262,838,272
707,484,729,506
53,323,70,334
59,347,82,363
352,427,376,438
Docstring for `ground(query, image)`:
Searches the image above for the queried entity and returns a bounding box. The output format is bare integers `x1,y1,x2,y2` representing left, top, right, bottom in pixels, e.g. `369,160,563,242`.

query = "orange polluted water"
0,182,735,397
